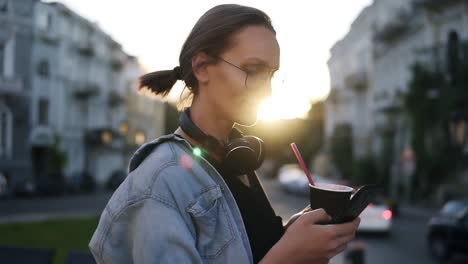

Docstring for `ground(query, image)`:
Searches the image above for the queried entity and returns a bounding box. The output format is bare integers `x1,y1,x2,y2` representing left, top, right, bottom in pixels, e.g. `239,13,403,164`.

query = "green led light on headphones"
193,147,202,157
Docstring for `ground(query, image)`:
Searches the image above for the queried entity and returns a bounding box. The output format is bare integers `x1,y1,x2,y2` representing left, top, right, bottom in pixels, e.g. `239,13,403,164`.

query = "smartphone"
332,184,382,224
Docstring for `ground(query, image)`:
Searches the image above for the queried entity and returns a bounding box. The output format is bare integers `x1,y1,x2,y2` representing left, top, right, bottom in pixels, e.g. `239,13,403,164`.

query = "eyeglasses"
216,57,277,90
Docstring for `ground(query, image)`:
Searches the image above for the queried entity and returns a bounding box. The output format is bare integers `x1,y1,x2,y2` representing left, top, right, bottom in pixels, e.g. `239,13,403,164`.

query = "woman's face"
204,25,280,126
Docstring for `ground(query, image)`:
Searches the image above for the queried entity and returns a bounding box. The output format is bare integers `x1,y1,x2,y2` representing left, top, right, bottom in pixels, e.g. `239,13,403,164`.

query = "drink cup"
309,183,354,222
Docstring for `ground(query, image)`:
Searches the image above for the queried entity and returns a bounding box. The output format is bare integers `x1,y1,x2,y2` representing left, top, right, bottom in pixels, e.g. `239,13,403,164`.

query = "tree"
403,41,468,197
164,102,180,134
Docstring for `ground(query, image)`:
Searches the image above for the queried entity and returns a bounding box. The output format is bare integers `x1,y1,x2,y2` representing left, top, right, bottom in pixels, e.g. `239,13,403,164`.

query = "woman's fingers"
336,234,356,248
303,206,312,213
333,244,348,256
302,209,332,225
329,217,360,237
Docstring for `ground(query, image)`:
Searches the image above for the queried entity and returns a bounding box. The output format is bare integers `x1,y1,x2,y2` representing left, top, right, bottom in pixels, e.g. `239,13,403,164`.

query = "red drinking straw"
290,143,315,186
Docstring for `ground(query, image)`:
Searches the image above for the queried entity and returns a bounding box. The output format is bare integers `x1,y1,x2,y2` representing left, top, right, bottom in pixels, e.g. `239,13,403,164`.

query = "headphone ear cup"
243,136,265,166
224,136,265,175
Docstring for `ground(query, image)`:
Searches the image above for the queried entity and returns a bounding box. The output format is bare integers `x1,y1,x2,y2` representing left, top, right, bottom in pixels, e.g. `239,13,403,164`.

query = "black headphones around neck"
178,108,265,176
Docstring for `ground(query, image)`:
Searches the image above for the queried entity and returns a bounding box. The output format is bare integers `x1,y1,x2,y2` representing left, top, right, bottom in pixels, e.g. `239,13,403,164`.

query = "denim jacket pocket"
187,186,235,259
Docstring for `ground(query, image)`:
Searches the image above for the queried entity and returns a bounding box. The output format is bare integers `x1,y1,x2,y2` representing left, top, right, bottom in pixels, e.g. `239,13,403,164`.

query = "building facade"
1,0,166,193
0,0,38,191
326,4,376,159
30,1,166,188
326,0,468,197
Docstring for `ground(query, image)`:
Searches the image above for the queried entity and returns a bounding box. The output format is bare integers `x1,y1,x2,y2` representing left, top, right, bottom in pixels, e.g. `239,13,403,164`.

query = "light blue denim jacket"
89,134,254,263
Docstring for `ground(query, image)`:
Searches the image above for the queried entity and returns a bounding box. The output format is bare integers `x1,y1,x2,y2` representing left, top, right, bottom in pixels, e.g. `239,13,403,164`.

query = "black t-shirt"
207,157,285,263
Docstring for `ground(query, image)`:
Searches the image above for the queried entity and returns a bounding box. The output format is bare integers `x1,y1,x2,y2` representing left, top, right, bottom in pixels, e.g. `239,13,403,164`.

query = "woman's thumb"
302,208,332,225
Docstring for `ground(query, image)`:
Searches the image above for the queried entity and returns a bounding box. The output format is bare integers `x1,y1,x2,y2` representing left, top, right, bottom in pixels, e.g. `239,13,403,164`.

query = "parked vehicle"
358,196,392,234
427,199,468,262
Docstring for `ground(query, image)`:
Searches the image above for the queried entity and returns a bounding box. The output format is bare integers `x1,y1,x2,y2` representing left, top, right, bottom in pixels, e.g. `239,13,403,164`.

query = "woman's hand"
284,205,312,230
261,209,360,264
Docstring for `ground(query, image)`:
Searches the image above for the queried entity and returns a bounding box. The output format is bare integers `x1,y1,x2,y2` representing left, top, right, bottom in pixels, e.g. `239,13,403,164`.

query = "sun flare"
257,96,311,121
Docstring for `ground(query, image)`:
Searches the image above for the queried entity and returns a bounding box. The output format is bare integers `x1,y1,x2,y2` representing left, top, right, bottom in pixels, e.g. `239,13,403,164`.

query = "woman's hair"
138,4,275,102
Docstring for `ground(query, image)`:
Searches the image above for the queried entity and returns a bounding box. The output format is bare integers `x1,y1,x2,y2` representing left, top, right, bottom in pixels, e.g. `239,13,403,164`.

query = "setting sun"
257,96,312,121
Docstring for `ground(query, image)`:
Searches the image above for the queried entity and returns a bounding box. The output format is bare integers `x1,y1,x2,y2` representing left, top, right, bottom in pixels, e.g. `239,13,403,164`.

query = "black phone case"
332,184,381,224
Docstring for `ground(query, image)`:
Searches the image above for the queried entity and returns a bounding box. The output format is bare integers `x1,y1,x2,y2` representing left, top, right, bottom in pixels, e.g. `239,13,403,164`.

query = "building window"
447,30,459,79
0,101,12,159
38,12,52,31
37,60,49,78
0,0,8,13
38,99,49,125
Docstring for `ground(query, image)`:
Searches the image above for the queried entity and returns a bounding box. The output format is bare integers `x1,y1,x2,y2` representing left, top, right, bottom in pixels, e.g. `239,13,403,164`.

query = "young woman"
90,4,359,264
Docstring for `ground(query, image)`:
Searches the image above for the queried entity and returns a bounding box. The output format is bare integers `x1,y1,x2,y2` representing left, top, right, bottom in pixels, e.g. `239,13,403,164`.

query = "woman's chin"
235,112,258,127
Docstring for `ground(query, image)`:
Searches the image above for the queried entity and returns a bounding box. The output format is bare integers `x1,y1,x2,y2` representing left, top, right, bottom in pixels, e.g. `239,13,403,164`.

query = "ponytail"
138,66,183,97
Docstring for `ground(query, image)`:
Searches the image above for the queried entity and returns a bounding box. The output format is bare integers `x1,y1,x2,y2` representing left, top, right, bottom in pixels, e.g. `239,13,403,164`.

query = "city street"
1,176,468,264
2,1,468,264
261,175,468,264
0,192,112,223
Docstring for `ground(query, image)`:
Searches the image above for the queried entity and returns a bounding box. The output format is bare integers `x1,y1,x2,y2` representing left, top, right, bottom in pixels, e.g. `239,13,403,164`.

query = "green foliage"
403,47,468,195
0,217,99,264
164,102,180,135
48,134,68,172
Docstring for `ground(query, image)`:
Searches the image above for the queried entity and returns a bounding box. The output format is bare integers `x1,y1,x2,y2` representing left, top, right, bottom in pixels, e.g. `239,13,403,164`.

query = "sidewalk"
0,191,113,224
400,203,438,220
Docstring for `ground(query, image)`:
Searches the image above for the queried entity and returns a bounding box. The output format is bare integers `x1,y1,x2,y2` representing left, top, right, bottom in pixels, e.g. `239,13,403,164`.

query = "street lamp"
101,130,113,145
119,121,129,136
135,130,146,146
449,111,468,150
449,110,468,182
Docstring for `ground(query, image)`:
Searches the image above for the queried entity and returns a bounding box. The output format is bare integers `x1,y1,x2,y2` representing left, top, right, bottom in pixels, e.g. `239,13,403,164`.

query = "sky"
49,0,373,120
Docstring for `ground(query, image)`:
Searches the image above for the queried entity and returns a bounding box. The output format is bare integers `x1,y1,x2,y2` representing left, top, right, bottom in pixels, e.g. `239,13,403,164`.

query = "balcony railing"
73,84,100,100
345,71,368,92
111,59,124,72
108,90,126,107
413,0,463,10
38,28,60,46
78,43,95,57
373,10,411,43
0,76,24,96
375,98,402,116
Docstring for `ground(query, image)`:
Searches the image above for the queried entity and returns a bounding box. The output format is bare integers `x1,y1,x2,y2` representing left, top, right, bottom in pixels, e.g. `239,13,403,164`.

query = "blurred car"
383,197,400,217
357,196,392,234
14,178,36,197
427,199,468,262
278,164,348,196
278,164,309,196
256,159,277,179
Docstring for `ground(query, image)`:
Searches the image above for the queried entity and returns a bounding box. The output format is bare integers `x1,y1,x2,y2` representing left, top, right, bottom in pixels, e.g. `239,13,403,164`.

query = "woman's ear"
192,52,212,84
